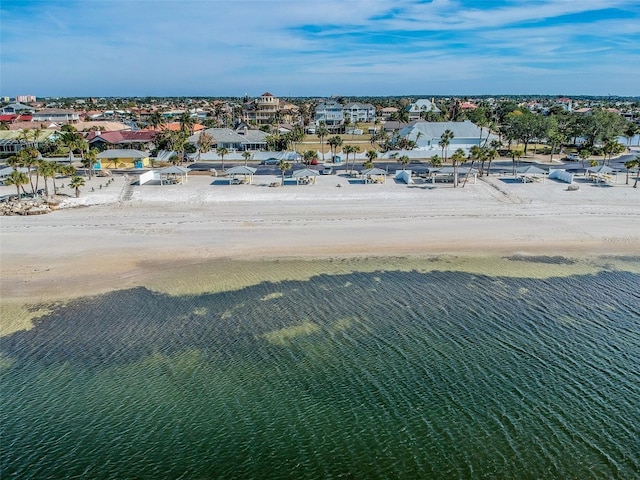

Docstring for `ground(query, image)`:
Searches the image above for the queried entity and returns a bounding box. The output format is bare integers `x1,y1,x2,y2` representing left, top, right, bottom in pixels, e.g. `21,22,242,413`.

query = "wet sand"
1,171,639,334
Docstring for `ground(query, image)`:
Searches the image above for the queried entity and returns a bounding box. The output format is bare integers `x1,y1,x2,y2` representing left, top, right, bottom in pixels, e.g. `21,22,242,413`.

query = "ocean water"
1,268,639,479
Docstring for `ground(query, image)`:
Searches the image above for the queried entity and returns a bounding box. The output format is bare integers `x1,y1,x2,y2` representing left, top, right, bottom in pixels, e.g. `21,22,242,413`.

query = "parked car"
564,153,580,161
260,158,279,165
320,166,333,175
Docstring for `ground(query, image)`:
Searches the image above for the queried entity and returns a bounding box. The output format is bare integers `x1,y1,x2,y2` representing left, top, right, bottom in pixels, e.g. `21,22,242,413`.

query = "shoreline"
1,172,639,334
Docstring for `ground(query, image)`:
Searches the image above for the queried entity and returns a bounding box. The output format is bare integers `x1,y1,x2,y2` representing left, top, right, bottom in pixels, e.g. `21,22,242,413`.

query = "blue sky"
1,0,639,98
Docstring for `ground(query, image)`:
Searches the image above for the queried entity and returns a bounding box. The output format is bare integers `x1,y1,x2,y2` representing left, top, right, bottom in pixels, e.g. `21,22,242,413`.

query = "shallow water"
1,268,639,479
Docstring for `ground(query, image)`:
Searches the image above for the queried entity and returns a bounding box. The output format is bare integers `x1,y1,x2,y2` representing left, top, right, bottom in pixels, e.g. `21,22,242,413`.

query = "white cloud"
0,0,638,96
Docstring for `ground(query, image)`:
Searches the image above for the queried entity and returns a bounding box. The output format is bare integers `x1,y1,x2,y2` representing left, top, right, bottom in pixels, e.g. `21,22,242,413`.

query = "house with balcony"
406,99,441,121
31,108,80,124
343,102,376,123
244,92,279,126
314,101,344,131
242,92,299,126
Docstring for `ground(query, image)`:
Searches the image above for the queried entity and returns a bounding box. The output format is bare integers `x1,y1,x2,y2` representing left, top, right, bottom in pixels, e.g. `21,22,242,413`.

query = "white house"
31,108,80,123
343,102,376,123
314,101,344,130
406,99,441,121
397,121,498,154
188,128,268,151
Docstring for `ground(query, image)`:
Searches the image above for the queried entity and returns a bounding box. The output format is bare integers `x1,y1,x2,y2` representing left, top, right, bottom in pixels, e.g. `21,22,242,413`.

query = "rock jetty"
0,196,63,216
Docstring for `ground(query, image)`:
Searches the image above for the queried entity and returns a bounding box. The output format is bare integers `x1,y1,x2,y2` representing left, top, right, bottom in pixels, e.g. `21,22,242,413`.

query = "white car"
564,153,580,161
320,166,333,175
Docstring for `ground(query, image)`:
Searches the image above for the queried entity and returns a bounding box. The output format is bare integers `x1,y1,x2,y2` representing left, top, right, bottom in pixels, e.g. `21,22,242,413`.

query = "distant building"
314,101,344,130
243,92,299,126
406,99,441,121
16,95,37,103
379,106,398,121
1,102,34,114
87,130,158,151
32,108,80,123
0,129,57,155
343,102,376,123
459,102,478,110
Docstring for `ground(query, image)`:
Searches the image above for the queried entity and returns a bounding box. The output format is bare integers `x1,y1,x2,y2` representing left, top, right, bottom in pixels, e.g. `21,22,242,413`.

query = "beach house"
96,149,150,169
406,99,441,121
31,108,80,124
87,130,158,151
188,128,269,152
396,121,497,154
314,101,344,131
343,102,377,123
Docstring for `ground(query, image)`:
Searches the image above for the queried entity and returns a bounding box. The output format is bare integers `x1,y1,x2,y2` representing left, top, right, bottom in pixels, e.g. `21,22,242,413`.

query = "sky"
1,0,639,98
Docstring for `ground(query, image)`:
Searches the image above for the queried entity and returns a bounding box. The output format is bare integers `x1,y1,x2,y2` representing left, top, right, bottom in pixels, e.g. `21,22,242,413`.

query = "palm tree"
302,149,319,166
316,123,329,162
5,169,29,200
362,159,374,170
393,107,409,124
430,154,442,168
350,145,361,173
625,155,640,188
277,160,290,184
342,145,355,173
179,111,196,135
398,155,410,170
171,131,189,164
484,146,498,177
68,175,85,198
147,111,165,130
439,129,454,163
366,149,378,167
486,140,501,176
510,148,524,176
289,125,305,154
370,129,389,150
217,147,229,171
327,135,343,161
463,146,484,187
18,147,41,195
38,160,57,197
242,150,252,166
450,148,467,187
84,148,98,177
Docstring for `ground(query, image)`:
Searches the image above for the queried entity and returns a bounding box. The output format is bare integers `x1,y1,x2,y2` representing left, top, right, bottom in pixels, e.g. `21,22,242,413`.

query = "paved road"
63,152,637,179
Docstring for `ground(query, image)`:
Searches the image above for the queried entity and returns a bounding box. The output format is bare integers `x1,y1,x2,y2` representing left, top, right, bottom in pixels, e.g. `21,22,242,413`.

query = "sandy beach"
1,166,639,333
